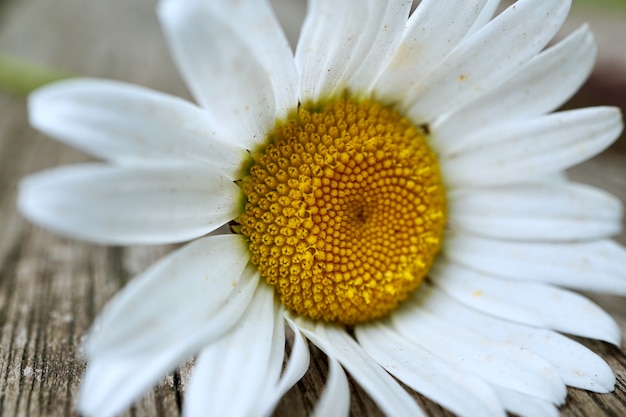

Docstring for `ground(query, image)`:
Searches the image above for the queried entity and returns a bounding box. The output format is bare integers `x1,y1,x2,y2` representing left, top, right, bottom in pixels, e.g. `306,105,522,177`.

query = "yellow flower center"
238,97,446,324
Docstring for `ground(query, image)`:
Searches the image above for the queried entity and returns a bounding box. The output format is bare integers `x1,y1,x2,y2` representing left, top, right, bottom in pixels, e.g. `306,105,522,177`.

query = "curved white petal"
374,0,490,103
432,260,621,344
297,320,425,417
158,0,297,149
206,0,298,121
424,283,616,392
347,0,412,95
444,233,626,296
183,284,283,417
405,0,571,123
433,25,597,151
258,317,311,417
79,236,257,417
79,342,194,417
356,322,506,417
492,386,559,417
28,78,248,179
311,357,351,417
295,0,410,101
464,0,501,37
85,235,256,358
450,105,621,157
392,289,567,404
441,107,623,187
18,164,242,245
448,182,623,241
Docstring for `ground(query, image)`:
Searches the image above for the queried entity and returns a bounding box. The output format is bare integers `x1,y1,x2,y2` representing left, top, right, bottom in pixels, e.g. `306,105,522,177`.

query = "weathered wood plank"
1,1,625,416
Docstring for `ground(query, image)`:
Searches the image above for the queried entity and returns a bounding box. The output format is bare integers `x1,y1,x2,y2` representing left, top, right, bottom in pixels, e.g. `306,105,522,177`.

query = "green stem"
0,55,71,96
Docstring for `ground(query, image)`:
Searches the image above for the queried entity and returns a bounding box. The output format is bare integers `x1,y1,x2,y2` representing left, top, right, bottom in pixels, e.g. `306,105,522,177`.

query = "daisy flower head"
18,0,626,416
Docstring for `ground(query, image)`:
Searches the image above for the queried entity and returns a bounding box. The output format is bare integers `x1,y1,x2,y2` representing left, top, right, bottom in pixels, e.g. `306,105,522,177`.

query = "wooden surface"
1,0,626,416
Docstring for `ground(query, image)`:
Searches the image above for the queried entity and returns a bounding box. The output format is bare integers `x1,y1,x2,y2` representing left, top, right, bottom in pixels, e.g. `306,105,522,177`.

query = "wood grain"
1,1,625,416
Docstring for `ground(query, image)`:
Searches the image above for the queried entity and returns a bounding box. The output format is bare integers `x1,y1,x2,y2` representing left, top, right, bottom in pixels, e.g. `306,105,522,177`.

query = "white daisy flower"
18,0,625,416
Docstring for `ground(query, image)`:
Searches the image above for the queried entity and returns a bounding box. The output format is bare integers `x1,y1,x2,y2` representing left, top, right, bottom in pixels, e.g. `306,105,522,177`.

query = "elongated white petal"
201,0,298,120
492,386,559,417
448,182,623,241
405,0,571,123
28,78,248,179
85,235,256,358
444,233,626,295
347,0,412,95
433,25,597,151
424,283,616,392
79,237,257,417
440,104,616,162
18,164,242,245
311,358,351,417
375,0,489,103
356,322,506,417
183,284,283,417
297,320,425,417
392,289,567,404
433,259,621,344
159,0,296,149
296,0,409,101
258,317,311,417
464,0,501,37
260,299,289,396
79,342,194,417
441,107,623,187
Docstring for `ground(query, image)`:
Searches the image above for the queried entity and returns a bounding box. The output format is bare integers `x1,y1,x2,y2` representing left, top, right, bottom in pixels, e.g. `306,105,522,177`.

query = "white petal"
448,182,623,241
434,256,621,345
443,105,619,159
433,25,597,150
444,233,626,295
404,0,571,123
392,289,567,403
311,358,351,417
492,386,559,417
295,0,410,101
28,78,248,179
183,284,283,417
440,107,623,187
78,236,257,417
85,235,256,358
374,0,490,103
297,320,425,417
424,283,616,392
79,343,193,417
206,0,298,120
464,0,501,37
258,317,311,417
347,0,412,95
158,0,296,149
18,164,242,245
356,322,506,417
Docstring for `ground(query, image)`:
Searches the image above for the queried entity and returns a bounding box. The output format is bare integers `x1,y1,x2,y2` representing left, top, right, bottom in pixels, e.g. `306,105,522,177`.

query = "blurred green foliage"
0,55,69,97
577,0,626,11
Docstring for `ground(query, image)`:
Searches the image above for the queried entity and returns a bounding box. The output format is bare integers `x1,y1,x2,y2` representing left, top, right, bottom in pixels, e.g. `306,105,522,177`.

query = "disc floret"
239,97,446,324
